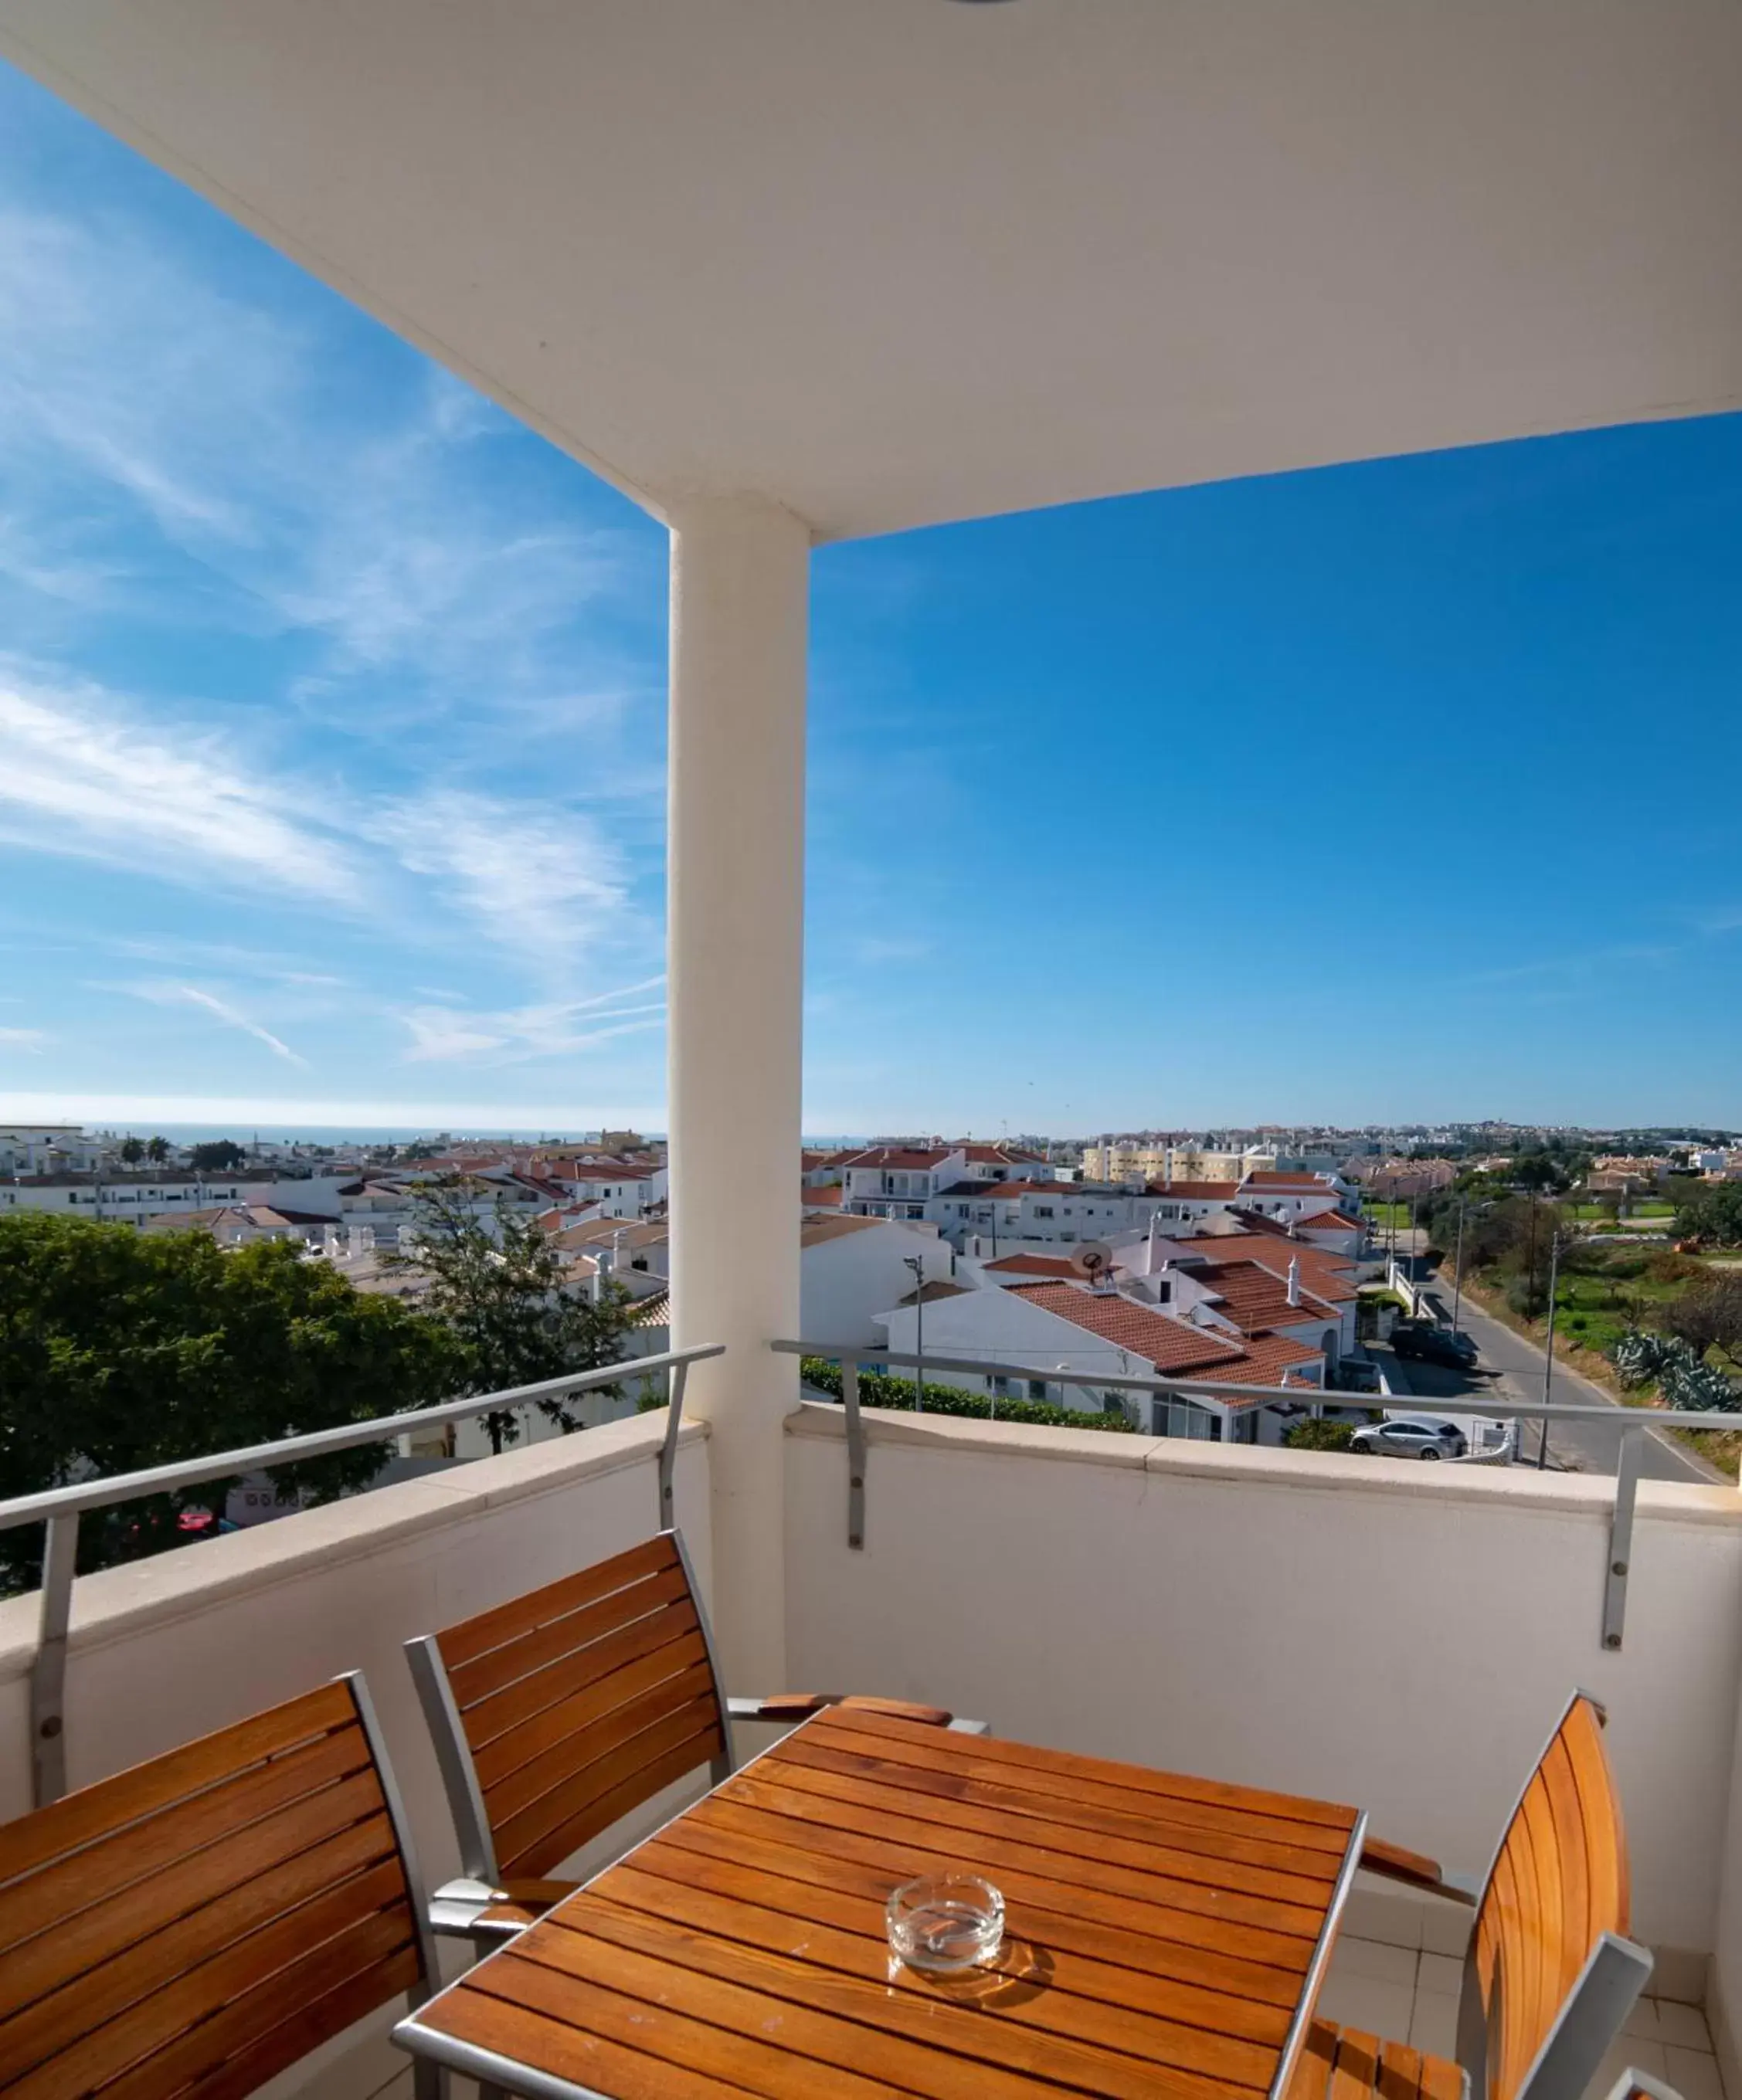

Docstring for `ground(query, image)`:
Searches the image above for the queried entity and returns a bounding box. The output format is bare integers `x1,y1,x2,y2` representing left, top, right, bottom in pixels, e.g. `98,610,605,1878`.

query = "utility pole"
904,1254,926,1413
1451,1197,1466,1335
1537,1231,1562,1471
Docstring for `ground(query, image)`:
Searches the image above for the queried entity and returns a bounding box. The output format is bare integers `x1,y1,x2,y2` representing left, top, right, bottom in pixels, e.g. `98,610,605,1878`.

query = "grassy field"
1361,1201,1414,1230
1564,1199,1675,1223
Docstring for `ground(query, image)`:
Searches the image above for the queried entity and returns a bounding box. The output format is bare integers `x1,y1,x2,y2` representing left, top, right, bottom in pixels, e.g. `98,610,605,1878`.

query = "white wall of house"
800,1221,952,1348
875,1285,1151,1415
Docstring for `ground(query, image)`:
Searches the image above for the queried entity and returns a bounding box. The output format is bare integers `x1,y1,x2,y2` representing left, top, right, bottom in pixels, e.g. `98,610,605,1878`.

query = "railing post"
659,1359,690,1532
1602,1431,1641,1651
31,1512,80,1807
843,1359,866,1552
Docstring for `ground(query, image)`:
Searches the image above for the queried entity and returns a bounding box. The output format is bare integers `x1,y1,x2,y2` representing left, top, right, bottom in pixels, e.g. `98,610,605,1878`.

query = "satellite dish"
1072,1241,1114,1279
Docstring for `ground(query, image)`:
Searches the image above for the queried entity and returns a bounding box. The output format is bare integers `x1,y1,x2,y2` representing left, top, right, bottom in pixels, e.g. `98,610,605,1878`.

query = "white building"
0,1175,348,1225
874,1272,1324,1443
796,1213,952,1348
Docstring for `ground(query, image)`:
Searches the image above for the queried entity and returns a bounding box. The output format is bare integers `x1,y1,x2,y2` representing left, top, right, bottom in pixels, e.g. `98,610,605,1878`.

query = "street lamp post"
904,1254,926,1413
1537,1232,1563,1471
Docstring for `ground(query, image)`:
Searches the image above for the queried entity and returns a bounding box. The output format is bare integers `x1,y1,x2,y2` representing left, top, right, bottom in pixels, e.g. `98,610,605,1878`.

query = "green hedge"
799,1356,1136,1433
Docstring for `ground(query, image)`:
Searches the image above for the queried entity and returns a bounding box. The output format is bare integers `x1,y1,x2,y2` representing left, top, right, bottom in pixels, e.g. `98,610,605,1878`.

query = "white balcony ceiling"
2,0,1739,540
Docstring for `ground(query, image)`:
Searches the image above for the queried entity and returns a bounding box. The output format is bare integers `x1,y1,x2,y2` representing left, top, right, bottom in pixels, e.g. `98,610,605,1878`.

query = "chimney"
1286,1257,1300,1308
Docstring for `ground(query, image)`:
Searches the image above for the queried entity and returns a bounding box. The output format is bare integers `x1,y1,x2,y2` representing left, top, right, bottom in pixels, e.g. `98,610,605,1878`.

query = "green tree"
190,1139,247,1172
0,1215,464,1592
396,1181,635,1453
1662,1273,1742,1371
1675,1183,1742,1247
145,1136,171,1164
118,1136,145,1165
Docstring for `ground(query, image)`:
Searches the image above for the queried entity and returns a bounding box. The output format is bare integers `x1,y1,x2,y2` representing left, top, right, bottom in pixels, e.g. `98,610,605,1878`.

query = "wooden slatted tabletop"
397,1704,1367,2100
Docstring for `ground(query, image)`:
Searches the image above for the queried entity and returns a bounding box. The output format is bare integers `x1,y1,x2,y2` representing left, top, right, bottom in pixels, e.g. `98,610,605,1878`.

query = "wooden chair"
1603,2071,1685,2100
1295,1691,1652,2100
0,1673,442,2100
406,1527,980,1942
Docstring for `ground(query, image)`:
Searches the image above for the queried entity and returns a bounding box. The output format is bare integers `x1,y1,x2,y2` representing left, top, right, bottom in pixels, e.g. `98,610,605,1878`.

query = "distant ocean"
88,1121,874,1148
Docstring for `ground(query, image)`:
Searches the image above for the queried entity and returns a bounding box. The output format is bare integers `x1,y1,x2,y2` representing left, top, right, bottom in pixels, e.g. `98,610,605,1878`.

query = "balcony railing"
776,1338,1741,1654
0,1343,723,1807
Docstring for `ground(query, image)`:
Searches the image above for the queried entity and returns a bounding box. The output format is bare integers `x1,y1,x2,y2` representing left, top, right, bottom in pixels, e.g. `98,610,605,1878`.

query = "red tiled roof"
1144,1181,1240,1200
1241,1172,1336,1189
1005,1284,1247,1373
1191,1334,1324,1386
1007,1281,1326,1387
803,1184,845,1206
1185,1259,1339,1335
849,1148,954,1169
1173,1226,1358,1302
1295,1209,1363,1232
985,1254,1082,1277
959,1143,1047,1164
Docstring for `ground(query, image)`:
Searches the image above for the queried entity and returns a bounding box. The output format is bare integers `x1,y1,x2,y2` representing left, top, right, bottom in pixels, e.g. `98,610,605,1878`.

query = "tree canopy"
394,1182,636,1452
0,1213,464,1589
1675,1182,1742,1247
189,1139,248,1172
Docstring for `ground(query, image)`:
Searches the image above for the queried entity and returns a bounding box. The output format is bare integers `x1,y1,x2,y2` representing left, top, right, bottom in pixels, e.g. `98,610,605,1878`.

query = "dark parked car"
1390,1321,1478,1369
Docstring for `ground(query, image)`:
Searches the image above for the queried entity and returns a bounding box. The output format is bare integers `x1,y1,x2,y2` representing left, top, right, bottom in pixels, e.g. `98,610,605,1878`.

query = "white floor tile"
1333,1938,1419,1986
1314,1972,1415,2041
1421,1903,1474,1959
1625,2000,1663,2041
1409,1991,1460,2058
1344,1887,1428,1949
1657,2003,1715,2051
1666,2046,1728,2100
1418,1951,1464,1997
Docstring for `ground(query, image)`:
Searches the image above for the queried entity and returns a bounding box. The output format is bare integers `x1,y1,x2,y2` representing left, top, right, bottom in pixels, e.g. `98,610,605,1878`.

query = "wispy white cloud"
0,1025,49,1051
399,977,667,1065
372,790,640,963
0,204,644,721
115,980,309,1067
0,673,359,904
0,671,656,977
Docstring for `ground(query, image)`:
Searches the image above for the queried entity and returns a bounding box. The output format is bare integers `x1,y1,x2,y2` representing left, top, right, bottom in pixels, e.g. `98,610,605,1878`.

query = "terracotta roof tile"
1005,1283,1247,1372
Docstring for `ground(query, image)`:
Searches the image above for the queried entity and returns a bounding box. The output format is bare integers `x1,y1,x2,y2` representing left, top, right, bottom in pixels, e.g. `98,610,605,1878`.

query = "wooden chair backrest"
425,1530,727,1881
0,1675,430,2100
1472,1692,1631,2100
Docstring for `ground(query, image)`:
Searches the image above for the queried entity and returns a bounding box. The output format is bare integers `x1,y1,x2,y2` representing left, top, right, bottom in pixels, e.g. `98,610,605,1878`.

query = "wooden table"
396,1703,1367,2100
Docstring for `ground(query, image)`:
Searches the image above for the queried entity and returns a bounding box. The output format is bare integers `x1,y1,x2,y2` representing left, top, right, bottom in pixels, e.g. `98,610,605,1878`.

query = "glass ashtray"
885,1873,1005,1973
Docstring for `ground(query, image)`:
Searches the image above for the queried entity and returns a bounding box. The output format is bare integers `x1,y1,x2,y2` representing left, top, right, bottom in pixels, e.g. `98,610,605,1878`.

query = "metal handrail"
2,1342,724,1807
775,1337,1740,1654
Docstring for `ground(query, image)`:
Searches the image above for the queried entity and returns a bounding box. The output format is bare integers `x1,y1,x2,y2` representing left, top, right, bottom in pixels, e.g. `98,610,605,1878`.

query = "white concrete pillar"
667,495,811,1691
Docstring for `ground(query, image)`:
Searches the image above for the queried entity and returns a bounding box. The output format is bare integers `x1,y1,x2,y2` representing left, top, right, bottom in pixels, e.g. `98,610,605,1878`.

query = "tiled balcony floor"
1320,1935,1727,2100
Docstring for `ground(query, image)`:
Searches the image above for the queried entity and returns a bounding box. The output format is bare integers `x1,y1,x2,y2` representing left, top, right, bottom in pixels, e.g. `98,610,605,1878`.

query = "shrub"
798,1356,1136,1433
1506,1277,1546,1319
1611,1328,1742,1411
1283,1418,1355,1452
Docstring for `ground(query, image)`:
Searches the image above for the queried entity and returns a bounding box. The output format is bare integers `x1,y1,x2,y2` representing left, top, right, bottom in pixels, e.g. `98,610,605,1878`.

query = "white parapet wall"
785,1403,1742,1979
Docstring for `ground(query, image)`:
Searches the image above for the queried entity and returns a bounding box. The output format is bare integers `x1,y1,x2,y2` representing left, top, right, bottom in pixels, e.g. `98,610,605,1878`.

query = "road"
1406,1279,1721,1484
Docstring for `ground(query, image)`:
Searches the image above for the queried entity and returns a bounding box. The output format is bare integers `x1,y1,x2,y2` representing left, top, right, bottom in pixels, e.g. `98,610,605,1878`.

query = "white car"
1349,1414,1467,1461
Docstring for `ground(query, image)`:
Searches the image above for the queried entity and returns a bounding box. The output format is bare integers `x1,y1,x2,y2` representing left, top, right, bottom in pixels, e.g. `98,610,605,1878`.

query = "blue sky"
2,61,1739,1139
